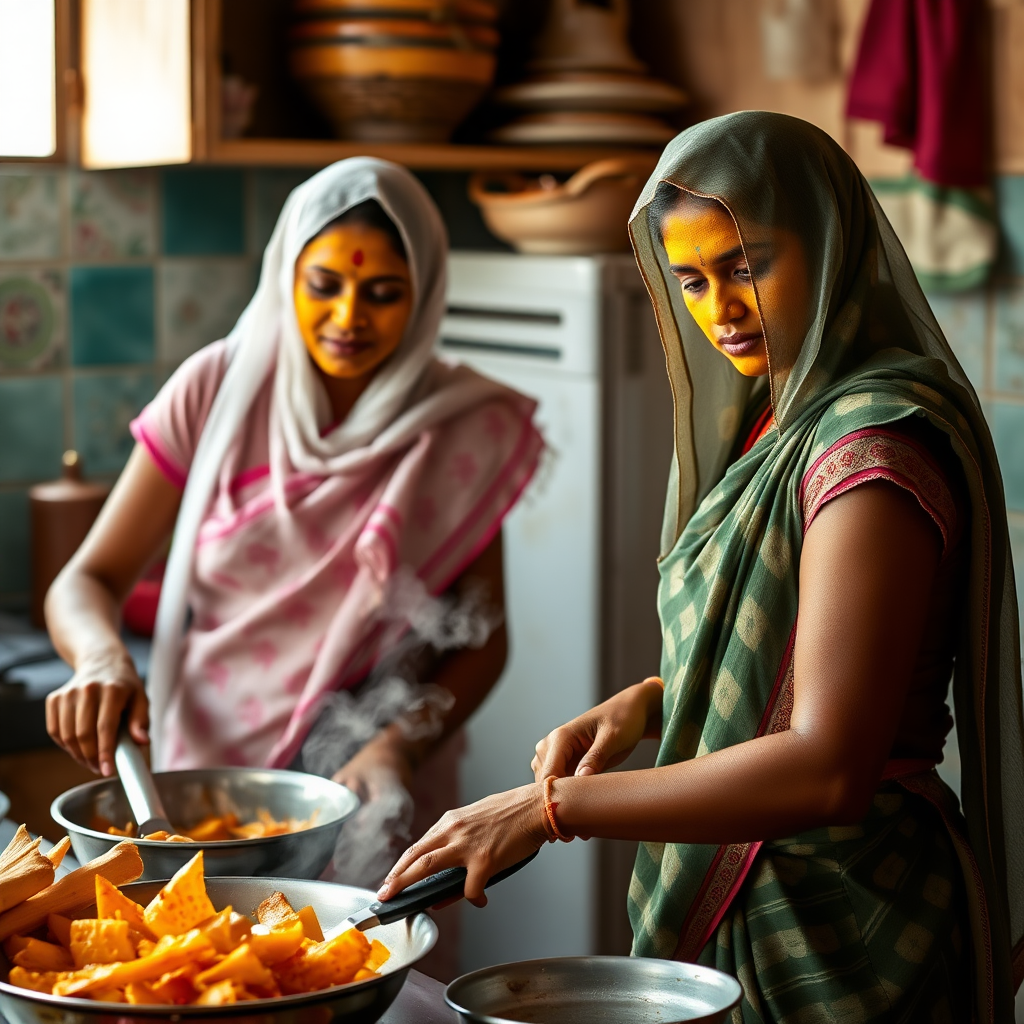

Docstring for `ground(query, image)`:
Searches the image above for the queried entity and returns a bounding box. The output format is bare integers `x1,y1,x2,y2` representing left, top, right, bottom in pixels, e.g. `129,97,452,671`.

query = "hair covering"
626,112,1023,1020
148,157,524,766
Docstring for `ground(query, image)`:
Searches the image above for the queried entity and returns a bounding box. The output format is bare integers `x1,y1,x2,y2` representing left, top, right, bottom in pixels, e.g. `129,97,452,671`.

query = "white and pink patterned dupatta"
146,158,542,771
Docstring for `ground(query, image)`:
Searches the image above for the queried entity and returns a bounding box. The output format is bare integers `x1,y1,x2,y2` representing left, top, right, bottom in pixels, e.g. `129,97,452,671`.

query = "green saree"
626,112,1024,1022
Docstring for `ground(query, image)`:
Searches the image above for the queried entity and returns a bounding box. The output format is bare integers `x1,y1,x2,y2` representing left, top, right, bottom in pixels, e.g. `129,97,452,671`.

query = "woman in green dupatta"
378,111,1024,1022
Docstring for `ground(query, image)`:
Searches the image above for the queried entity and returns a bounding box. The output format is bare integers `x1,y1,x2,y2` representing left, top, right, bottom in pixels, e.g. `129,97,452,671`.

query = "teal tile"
1009,518,1024,642
991,402,1024,513
994,280,1024,395
0,490,29,599
251,169,313,256
996,175,1024,275
162,169,245,255
0,170,62,260
925,290,986,389
72,371,154,476
0,376,64,483
70,266,154,366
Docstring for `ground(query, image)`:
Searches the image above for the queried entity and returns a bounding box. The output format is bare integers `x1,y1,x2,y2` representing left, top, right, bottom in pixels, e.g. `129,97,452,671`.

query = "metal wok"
0,876,438,1024
51,768,359,881
445,956,743,1023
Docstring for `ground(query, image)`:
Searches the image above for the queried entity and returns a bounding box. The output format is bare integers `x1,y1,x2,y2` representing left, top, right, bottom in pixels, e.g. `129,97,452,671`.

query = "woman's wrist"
639,676,665,738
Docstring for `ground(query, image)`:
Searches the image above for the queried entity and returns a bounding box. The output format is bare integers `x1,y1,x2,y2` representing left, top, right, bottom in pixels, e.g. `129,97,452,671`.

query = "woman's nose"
330,290,361,332
709,285,746,326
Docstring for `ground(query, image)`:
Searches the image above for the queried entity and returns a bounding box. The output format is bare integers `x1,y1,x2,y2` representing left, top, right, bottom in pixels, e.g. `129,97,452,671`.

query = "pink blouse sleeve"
800,427,959,555
130,341,229,489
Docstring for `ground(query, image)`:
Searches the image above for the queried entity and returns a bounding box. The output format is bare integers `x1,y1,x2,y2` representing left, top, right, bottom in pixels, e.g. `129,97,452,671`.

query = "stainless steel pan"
0,876,437,1024
445,956,743,1023
51,768,360,881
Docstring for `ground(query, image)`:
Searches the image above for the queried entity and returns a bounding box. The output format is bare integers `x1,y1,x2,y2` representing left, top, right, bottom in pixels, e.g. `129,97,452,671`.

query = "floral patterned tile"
72,370,155,476
69,169,157,260
158,258,256,365
0,267,65,371
0,170,62,260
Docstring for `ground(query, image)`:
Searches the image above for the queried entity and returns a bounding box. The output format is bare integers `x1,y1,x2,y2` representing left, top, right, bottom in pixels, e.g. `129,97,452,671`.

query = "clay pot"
289,0,498,141
469,157,657,255
28,451,109,629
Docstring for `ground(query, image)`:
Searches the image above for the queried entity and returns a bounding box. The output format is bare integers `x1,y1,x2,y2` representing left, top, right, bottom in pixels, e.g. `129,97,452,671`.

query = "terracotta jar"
29,451,109,628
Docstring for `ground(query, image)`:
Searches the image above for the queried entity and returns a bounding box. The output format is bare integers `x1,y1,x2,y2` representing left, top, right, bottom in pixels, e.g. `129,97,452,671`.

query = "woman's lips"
319,336,372,359
718,332,763,357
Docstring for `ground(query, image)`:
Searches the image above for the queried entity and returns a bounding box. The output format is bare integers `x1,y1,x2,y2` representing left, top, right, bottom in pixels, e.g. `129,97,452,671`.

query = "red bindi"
352,249,364,266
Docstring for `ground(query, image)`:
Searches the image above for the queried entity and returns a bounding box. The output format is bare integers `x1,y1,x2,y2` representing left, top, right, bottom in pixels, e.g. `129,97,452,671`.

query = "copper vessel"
29,451,109,628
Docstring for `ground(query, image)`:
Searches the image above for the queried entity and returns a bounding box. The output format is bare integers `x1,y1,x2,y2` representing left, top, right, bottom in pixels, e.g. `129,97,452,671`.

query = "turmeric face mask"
661,199,809,379
293,222,413,381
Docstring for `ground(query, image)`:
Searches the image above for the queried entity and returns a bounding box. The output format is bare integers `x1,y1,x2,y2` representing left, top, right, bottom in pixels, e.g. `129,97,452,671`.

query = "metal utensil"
327,851,539,939
0,876,437,1024
445,956,743,1024
51,767,360,880
113,728,173,836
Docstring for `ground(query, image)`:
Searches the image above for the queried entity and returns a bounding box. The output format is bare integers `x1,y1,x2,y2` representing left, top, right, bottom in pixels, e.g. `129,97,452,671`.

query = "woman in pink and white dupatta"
44,159,544,913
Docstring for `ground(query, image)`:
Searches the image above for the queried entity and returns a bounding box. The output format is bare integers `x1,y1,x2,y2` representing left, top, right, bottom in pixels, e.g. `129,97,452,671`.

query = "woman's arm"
332,529,508,798
379,480,943,900
45,444,182,775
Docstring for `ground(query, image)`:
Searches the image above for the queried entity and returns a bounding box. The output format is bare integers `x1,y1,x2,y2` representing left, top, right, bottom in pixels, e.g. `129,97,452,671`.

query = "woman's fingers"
57,691,84,766
74,683,103,771
574,724,617,777
128,687,150,746
96,683,135,777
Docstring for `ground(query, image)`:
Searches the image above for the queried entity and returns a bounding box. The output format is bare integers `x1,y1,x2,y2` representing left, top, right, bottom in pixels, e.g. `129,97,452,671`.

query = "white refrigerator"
442,252,675,971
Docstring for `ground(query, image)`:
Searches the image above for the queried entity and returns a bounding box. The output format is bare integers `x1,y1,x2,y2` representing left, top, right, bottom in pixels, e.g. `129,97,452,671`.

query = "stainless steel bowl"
0,876,437,1024
51,768,359,881
445,956,743,1023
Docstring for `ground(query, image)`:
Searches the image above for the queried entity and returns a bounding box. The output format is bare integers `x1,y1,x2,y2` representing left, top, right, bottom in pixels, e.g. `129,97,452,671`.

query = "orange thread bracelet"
543,776,573,843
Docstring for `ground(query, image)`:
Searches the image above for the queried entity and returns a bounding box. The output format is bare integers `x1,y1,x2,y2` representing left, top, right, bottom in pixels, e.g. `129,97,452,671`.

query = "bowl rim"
444,955,744,1021
0,876,438,1015
50,767,359,849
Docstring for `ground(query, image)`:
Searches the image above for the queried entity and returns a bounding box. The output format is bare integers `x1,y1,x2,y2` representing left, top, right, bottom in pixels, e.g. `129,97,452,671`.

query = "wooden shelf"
204,138,661,172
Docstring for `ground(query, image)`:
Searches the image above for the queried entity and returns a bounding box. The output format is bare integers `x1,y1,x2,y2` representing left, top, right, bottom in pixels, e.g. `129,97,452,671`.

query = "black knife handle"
371,850,539,926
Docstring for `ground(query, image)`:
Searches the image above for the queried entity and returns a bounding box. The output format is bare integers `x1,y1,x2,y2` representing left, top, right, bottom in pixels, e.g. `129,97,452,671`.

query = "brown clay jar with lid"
29,450,109,628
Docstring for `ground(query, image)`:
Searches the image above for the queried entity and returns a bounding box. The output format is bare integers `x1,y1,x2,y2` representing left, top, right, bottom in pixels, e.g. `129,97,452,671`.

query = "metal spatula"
325,850,539,940
114,728,174,837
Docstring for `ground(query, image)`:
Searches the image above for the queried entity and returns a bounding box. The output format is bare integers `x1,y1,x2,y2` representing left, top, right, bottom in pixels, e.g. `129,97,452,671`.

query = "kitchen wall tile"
0,376,64,483
991,402,1024,513
70,266,154,366
0,268,65,371
69,169,157,261
925,289,987,389
0,490,30,602
251,168,312,256
0,170,62,261
996,175,1024,276
993,280,1024,395
72,371,155,476
158,258,255,366
162,169,246,256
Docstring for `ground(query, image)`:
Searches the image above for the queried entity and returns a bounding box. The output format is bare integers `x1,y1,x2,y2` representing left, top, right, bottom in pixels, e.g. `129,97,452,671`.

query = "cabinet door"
79,0,192,169
0,0,71,163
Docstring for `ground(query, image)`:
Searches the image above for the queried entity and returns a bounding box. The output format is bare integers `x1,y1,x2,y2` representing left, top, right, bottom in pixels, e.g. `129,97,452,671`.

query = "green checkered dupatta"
624,113,1024,1020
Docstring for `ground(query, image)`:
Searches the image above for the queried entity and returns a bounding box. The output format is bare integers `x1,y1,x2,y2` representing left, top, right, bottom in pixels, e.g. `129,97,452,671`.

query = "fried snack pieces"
0,827,56,914
92,809,318,843
4,851,390,1006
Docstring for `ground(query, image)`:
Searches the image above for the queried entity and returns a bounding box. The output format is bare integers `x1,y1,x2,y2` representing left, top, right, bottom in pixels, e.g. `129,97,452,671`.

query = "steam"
300,568,502,887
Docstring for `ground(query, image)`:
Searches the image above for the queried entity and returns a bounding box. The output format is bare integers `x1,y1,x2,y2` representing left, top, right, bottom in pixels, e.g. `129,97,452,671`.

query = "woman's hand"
45,649,148,777
531,678,663,782
332,731,414,804
376,783,550,906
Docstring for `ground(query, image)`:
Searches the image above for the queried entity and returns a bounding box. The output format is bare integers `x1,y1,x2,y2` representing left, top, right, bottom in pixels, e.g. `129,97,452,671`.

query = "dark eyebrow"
669,244,747,275
307,266,408,284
